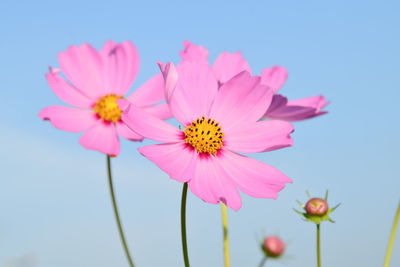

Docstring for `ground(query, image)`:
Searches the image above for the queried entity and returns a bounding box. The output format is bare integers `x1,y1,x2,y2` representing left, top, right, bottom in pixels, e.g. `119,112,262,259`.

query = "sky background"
1,0,400,266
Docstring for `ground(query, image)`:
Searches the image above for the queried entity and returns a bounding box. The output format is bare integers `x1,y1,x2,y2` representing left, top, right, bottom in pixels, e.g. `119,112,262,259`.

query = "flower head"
295,191,340,224
180,41,328,122
118,61,294,210
39,41,170,156
262,236,285,258
305,197,329,216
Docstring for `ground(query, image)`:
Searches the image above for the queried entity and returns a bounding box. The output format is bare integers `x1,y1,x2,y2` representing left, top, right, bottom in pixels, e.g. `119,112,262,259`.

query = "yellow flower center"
184,116,224,155
93,94,123,123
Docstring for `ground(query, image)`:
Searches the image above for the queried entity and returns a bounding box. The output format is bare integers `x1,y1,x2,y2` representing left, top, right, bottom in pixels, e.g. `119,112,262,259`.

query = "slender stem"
258,256,267,267
384,202,400,267
181,183,190,267
316,224,321,267
107,155,135,267
221,203,230,267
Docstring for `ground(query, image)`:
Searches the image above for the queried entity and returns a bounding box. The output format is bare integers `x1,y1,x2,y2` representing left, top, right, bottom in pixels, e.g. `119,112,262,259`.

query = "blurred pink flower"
118,61,293,211
39,41,169,156
263,236,285,258
180,41,328,122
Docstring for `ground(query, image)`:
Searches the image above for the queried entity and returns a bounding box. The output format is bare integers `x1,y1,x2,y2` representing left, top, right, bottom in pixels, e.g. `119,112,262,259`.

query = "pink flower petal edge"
179,40,209,63
118,99,182,143
39,106,97,133
79,122,120,156
212,51,251,85
260,66,288,93
265,95,329,121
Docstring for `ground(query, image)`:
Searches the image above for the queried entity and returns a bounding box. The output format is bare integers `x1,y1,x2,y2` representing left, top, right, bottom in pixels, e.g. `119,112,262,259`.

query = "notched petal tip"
48,66,61,74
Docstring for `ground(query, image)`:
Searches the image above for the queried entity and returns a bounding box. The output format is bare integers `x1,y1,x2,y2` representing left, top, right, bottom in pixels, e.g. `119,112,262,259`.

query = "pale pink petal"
58,43,105,100
45,70,94,108
79,122,120,156
118,99,182,143
209,71,273,132
39,106,97,132
179,40,209,62
127,73,165,106
218,150,291,199
160,61,218,125
224,120,293,153
116,121,143,141
138,142,197,183
188,155,242,210
260,66,288,93
143,103,172,120
100,40,140,96
158,62,178,104
288,95,329,112
265,105,317,121
264,95,328,121
212,51,251,84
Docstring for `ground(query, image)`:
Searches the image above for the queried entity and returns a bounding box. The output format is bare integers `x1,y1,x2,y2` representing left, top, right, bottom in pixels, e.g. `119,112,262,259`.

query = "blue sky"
1,0,399,266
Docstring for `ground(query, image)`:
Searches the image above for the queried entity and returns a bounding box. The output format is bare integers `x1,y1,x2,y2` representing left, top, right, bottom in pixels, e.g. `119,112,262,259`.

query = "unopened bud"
263,236,285,258
305,198,329,216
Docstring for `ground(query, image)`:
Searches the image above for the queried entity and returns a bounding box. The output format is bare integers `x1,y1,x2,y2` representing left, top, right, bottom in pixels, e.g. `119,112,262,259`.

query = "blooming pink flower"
180,41,328,121
39,41,169,156
117,61,294,211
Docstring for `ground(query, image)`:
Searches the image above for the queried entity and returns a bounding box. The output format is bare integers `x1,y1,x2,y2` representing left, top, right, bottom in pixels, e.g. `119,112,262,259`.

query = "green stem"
259,256,267,267
384,202,400,267
181,183,190,267
107,155,135,267
317,224,321,267
221,203,230,267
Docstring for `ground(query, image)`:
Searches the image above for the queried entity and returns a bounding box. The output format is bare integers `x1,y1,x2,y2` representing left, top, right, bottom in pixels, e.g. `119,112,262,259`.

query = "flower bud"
263,236,285,258
305,197,329,216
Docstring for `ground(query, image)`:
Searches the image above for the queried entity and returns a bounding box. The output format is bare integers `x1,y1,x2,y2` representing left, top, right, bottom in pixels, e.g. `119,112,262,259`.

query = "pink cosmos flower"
39,41,169,156
117,61,294,211
180,41,328,122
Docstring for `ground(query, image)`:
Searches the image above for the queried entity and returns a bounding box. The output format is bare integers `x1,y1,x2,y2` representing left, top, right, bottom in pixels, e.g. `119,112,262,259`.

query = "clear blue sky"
1,0,399,266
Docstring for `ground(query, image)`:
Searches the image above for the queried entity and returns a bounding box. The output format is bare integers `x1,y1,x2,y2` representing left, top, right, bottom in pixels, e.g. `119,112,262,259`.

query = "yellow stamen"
94,94,123,123
184,116,224,155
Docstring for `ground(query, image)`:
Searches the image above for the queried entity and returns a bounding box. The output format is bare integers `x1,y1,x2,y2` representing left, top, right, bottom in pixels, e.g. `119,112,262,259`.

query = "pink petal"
265,95,328,122
260,66,288,93
224,120,294,153
288,95,329,112
209,71,273,132
100,40,140,96
179,40,209,62
138,142,197,183
143,103,172,120
127,73,165,106
218,150,291,199
212,51,251,85
267,95,288,113
58,43,105,100
265,106,317,121
45,69,94,107
118,99,182,143
160,61,218,126
188,155,242,210
116,121,143,141
79,122,120,156
158,62,178,104
39,106,97,132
